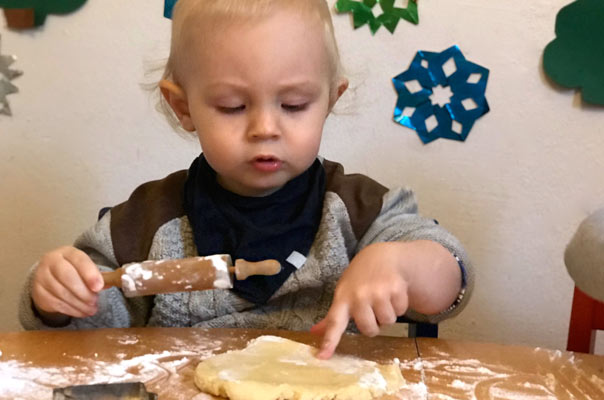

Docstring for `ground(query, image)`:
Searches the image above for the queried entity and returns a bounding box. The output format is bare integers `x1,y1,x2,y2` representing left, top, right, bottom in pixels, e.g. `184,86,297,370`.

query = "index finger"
63,248,103,293
316,302,350,360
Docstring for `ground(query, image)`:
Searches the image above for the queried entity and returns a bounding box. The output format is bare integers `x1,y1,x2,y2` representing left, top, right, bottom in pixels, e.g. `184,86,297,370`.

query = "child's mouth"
252,156,282,172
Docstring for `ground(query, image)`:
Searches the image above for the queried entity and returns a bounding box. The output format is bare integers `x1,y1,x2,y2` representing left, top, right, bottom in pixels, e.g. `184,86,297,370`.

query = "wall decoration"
2,8,34,29
0,35,22,116
164,0,177,19
335,0,418,34
543,0,604,106
392,45,489,144
0,79,17,115
0,0,87,29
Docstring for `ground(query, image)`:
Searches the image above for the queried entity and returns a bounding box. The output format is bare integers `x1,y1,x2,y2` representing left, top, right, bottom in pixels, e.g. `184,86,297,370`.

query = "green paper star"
335,0,418,34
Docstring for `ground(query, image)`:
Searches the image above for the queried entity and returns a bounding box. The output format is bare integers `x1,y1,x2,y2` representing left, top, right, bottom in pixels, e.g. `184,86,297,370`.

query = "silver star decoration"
0,79,18,116
0,34,23,116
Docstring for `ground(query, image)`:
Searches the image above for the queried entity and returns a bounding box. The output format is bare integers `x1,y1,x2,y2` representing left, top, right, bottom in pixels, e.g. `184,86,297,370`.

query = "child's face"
164,9,346,197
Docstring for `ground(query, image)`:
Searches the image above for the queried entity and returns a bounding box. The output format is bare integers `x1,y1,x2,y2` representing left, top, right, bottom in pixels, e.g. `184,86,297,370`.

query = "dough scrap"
194,335,405,400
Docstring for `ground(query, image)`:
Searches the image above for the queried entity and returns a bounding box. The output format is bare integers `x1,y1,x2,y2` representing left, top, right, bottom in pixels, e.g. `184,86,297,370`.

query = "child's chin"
245,178,288,197
248,185,283,197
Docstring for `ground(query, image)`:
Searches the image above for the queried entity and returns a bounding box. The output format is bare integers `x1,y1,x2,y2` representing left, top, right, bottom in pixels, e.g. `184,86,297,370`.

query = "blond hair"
155,0,344,133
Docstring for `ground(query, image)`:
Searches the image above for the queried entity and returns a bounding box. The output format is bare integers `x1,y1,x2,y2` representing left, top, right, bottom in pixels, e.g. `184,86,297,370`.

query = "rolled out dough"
194,335,405,400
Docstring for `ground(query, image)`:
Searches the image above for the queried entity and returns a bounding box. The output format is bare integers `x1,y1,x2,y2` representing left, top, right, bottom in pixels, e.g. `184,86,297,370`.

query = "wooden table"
0,328,602,399
416,338,604,399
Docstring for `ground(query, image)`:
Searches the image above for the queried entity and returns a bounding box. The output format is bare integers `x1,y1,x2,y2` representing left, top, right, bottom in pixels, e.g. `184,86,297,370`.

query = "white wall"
1,0,603,353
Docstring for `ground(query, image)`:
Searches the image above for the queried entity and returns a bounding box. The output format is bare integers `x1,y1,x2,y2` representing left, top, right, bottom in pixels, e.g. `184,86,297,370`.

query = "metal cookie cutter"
53,382,157,399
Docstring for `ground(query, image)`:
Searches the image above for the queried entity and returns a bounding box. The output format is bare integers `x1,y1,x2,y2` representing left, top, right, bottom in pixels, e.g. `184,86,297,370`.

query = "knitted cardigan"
20,159,474,330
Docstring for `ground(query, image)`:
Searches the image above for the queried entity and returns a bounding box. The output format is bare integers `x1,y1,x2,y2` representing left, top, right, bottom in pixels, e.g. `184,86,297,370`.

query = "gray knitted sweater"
20,159,473,331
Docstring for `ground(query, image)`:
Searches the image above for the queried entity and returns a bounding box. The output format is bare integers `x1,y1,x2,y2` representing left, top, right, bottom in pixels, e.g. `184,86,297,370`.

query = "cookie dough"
194,335,405,400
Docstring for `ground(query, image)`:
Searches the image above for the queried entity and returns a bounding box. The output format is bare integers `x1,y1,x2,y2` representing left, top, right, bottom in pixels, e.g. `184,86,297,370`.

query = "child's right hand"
31,246,104,320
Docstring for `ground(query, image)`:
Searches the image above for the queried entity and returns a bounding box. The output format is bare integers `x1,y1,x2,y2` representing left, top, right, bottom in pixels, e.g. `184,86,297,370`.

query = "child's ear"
328,78,349,111
159,80,196,131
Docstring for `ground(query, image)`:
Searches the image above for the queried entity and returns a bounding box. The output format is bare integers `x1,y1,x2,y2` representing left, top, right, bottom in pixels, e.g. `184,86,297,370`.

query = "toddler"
20,0,473,359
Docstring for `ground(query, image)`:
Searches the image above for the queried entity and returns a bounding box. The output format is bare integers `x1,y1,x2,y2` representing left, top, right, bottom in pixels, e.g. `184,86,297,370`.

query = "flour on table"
395,347,604,400
0,338,223,400
194,335,405,400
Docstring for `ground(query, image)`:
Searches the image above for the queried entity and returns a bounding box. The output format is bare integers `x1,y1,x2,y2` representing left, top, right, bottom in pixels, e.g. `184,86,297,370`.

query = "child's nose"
247,108,280,140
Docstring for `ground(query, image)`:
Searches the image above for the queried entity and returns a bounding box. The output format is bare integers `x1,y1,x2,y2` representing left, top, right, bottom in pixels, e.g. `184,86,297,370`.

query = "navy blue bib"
183,155,325,304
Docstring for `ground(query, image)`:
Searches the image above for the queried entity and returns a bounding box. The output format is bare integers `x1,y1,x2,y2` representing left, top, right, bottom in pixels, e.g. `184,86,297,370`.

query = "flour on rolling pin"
102,255,281,297
121,255,233,297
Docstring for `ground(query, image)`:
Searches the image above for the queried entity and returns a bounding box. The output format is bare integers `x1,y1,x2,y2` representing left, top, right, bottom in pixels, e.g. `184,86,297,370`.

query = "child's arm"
312,239,461,359
312,186,472,359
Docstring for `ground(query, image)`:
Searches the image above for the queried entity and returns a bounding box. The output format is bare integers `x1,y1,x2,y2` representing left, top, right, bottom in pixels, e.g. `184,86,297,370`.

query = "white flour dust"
0,338,222,400
3,338,603,400
396,347,604,400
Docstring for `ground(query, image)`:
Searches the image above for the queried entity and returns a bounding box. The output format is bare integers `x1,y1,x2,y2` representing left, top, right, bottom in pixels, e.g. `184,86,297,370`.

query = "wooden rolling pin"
101,255,281,297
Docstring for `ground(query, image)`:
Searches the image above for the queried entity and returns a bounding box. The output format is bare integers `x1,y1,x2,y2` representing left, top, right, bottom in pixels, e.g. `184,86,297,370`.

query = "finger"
316,303,350,360
49,259,99,307
373,299,397,326
352,304,380,337
63,248,103,292
310,318,328,336
34,284,89,318
391,291,409,317
49,279,98,317
44,268,98,316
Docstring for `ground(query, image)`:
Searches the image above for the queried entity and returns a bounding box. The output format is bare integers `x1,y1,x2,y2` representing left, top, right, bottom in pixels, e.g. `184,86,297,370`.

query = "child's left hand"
311,240,461,359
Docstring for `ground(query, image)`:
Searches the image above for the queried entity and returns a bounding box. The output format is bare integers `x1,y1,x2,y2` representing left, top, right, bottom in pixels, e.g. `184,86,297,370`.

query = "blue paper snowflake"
392,45,490,144
164,0,177,19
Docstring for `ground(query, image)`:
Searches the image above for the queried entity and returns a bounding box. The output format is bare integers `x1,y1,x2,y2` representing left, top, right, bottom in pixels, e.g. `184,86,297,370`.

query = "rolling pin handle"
234,259,282,280
101,269,123,290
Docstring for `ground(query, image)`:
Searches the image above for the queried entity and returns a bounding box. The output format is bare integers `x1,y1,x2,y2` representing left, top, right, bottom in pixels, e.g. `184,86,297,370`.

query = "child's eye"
282,103,308,112
217,105,245,114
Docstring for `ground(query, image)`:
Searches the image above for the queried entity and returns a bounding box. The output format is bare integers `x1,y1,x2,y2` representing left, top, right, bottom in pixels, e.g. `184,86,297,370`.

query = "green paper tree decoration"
335,0,418,34
543,0,604,106
0,0,87,27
